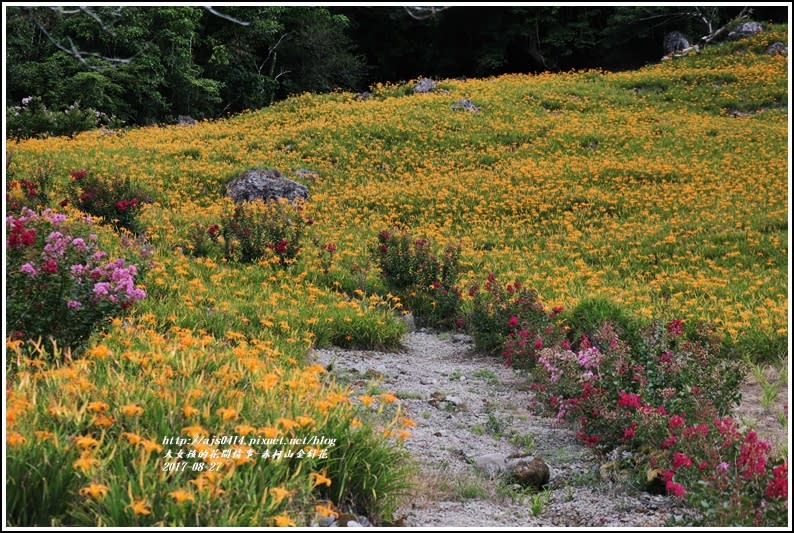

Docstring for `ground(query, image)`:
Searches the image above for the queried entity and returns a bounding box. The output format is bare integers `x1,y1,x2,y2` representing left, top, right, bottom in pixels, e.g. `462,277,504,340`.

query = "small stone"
728,21,764,40
318,516,336,527
451,333,473,343
766,41,787,56
401,313,416,332
445,395,463,406
346,521,363,527
177,114,196,126
450,98,480,112
354,91,371,101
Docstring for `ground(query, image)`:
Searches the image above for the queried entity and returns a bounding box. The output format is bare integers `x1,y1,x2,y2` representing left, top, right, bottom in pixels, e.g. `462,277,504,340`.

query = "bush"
6,97,123,140
222,199,307,264
67,169,149,234
372,229,461,328
6,157,54,213
466,273,562,357
563,297,642,350
6,208,148,351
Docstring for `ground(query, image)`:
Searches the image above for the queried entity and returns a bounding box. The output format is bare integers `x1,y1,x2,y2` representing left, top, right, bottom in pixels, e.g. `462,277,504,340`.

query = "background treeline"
5,5,787,131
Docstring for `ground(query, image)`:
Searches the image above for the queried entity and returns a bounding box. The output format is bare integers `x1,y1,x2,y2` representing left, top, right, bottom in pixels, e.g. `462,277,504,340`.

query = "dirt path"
312,331,687,527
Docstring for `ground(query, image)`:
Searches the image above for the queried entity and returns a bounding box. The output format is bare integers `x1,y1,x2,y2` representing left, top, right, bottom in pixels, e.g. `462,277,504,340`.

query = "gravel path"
312,331,687,527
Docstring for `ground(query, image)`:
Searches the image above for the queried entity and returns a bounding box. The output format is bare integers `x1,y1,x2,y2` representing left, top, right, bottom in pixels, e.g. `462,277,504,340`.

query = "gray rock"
766,41,787,56
226,168,309,203
355,91,371,101
451,98,480,112
473,453,509,476
663,31,690,55
414,78,436,94
728,21,764,40
346,521,363,527
451,333,473,343
445,395,463,406
177,115,196,126
318,516,336,527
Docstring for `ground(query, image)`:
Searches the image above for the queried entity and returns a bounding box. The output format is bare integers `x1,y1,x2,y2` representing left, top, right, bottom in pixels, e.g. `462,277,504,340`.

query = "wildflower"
79,483,109,500
272,514,295,527
72,451,101,473
316,502,337,518
93,414,114,428
86,345,112,359
34,430,56,442
268,486,292,506
672,452,693,469
169,489,195,504
67,300,82,309
766,462,787,499
75,435,101,449
140,439,163,454
122,432,143,445
716,461,729,472
380,392,398,404
19,263,37,277
508,315,519,328
358,395,375,407
120,404,144,417
617,391,642,409
309,471,332,488
126,498,152,516
668,415,685,430
666,319,684,337
665,480,686,498
7,431,26,447
216,407,238,421
182,405,200,417
662,436,677,449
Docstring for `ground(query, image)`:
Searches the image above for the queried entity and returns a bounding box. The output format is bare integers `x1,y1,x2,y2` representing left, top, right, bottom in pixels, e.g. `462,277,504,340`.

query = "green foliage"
372,229,462,328
6,157,54,212
67,169,149,234
6,97,117,140
564,297,642,350
221,199,307,264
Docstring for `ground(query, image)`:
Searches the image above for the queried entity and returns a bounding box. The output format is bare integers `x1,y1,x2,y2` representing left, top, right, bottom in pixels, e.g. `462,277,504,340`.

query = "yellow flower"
216,407,238,421
257,426,281,438
79,483,109,500
350,418,362,429
120,404,144,417
296,415,314,427
93,414,115,428
309,471,332,488
182,405,200,417
34,430,56,442
6,338,23,351
86,344,112,359
86,401,110,413
7,431,26,447
401,417,417,428
73,452,99,472
268,486,292,506
140,439,163,454
315,502,337,518
380,392,398,404
358,395,375,408
234,424,256,436
75,435,101,449
277,418,299,431
272,514,296,527
126,498,152,516
121,432,143,445
182,425,207,437
168,489,195,504
398,430,412,441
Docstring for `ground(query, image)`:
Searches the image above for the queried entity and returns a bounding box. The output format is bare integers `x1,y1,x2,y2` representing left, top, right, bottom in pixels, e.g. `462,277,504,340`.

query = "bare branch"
203,6,250,26
404,6,449,21
257,32,291,75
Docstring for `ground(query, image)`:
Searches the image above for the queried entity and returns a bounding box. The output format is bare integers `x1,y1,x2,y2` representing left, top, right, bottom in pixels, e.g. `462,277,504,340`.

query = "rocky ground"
312,331,698,527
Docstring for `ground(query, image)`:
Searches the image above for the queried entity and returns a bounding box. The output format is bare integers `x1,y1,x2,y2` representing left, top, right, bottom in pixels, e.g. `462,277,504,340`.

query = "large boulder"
414,78,436,94
766,41,787,56
226,168,309,203
728,21,764,40
663,31,690,55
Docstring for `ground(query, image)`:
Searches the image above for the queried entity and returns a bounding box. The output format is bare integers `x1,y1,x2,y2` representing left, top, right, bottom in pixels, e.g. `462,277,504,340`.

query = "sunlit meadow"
5,28,788,525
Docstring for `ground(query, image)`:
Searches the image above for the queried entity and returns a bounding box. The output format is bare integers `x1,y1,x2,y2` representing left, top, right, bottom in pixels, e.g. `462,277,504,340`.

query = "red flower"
70,169,87,180
665,480,686,498
672,452,693,469
662,436,677,449
534,338,544,350
666,319,684,337
622,423,637,440
508,315,519,328
275,239,288,254
323,242,336,253
617,391,642,409
207,224,220,236
766,462,788,499
59,198,69,207
668,415,685,430
42,259,58,274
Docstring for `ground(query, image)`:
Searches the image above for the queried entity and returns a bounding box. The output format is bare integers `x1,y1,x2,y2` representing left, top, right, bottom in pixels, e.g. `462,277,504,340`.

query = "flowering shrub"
655,419,788,526
466,273,562,357
6,157,54,212
67,169,149,234
6,208,147,351
221,199,306,264
6,96,123,140
372,229,461,328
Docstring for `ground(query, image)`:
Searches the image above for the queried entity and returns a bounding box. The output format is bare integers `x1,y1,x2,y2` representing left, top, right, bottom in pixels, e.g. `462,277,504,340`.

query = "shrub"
221,199,306,264
6,208,148,351
563,297,642,350
6,97,123,140
6,156,54,212
67,169,149,234
466,273,562,356
372,229,461,328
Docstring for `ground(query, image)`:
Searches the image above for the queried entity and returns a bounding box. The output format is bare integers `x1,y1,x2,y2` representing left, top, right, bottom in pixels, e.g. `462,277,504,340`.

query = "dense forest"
5,5,787,134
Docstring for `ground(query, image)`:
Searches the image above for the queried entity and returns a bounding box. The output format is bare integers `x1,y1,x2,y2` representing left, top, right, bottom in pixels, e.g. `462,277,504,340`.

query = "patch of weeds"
455,477,489,501
530,489,552,516
449,369,463,381
509,432,536,455
473,369,498,383
421,410,431,420
396,390,423,400
485,413,511,439
471,425,485,436
760,381,780,410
